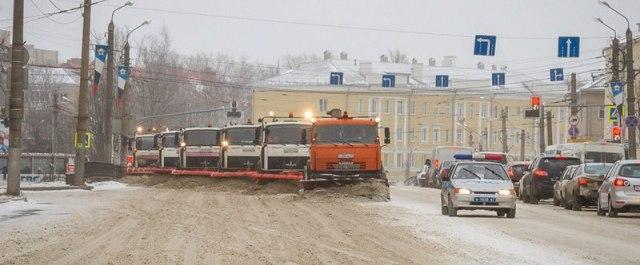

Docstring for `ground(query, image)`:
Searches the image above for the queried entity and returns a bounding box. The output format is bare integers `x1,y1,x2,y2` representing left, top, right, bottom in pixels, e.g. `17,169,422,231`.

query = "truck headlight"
498,189,515,196
180,142,186,147
453,188,471,195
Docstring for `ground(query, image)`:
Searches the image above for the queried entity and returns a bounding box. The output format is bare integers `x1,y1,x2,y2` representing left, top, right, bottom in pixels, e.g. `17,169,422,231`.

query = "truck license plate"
473,197,496,203
283,147,298,153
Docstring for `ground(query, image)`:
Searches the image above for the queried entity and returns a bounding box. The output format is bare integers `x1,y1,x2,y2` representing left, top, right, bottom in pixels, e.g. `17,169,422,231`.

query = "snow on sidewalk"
88,181,132,191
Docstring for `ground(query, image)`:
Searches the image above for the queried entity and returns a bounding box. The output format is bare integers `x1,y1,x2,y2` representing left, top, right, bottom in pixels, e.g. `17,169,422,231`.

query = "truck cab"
159,130,180,167
134,133,160,167
221,124,261,170
259,120,311,172
304,110,390,183
179,127,222,169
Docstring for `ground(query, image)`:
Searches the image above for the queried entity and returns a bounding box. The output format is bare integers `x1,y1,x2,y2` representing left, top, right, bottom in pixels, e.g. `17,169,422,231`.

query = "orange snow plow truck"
302,109,391,189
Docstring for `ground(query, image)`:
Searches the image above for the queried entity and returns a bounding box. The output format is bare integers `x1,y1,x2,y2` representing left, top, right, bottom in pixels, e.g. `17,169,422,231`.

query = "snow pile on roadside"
0,199,48,218
89,181,130,191
0,180,70,188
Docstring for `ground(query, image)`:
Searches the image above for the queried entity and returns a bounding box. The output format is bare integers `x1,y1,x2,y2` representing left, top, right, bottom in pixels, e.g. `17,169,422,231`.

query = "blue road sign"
625,116,639,128
568,126,579,137
492,73,505,86
382,74,395,88
330,72,343,85
550,68,564,81
435,75,449,87
611,81,624,106
474,35,496,56
558,36,580,58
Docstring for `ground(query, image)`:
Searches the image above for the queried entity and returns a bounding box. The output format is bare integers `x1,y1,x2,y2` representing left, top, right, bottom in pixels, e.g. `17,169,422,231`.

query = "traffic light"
612,126,622,143
525,96,541,118
531,96,541,111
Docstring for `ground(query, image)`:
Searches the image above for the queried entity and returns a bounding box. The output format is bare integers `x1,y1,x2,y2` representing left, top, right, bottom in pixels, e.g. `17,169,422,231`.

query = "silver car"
441,162,517,218
596,160,640,217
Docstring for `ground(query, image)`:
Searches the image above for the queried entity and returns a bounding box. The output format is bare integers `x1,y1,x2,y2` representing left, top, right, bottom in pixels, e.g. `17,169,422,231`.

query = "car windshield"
315,125,377,144
619,164,640,178
226,127,258,145
539,157,581,176
265,124,311,144
136,136,155,150
453,164,509,180
183,130,220,146
511,164,527,175
584,164,612,175
162,134,176,148
584,152,622,163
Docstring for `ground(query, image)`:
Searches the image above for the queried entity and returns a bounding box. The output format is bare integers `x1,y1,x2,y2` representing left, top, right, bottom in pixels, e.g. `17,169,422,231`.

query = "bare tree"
388,48,408,64
281,53,320,69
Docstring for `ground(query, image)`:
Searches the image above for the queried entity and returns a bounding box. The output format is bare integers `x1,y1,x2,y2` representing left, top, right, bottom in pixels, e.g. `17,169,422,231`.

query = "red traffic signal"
531,96,541,110
612,126,622,142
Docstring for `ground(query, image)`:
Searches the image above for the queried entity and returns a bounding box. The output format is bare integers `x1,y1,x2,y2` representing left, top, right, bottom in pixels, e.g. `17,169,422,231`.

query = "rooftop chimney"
380,54,389,63
441,56,456,67
500,65,508,71
428,58,436,66
411,58,418,64
477,62,485,69
323,50,332,60
491,65,497,71
339,51,348,60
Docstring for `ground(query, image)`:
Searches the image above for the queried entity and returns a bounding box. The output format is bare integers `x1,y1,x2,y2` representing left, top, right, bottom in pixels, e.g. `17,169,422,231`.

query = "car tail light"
507,168,515,178
613,178,630,187
533,168,548,177
434,160,440,169
578,177,588,186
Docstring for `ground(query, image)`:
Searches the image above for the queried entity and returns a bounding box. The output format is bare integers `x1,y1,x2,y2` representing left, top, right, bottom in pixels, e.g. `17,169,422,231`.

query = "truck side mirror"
301,129,307,145
384,127,391,144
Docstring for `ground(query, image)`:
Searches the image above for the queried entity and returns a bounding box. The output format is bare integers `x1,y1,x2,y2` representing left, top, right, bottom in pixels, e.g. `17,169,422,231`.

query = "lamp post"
600,0,637,159
594,17,623,129
104,1,133,164
119,20,151,167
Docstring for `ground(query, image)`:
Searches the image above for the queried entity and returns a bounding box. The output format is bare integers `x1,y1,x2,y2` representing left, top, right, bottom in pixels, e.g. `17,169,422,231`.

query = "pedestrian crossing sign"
608,106,624,122
74,132,92,149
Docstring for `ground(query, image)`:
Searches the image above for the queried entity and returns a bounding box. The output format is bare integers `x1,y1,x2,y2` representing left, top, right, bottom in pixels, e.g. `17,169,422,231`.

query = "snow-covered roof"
578,75,606,92
28,66,79,86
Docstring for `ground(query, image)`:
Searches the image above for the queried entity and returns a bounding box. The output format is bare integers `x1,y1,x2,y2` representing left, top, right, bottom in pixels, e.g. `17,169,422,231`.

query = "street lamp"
594,17,617,37
599,0,637,159
104,1,133,164
120,19,151,166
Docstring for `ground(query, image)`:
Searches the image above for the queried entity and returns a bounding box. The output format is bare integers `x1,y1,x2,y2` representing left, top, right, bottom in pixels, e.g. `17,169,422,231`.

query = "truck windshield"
315,125,377,144
162,134,177,148
136,136,155,150
584,152,622,163
226,127,258,145
265,124,311,144
183,130,220,146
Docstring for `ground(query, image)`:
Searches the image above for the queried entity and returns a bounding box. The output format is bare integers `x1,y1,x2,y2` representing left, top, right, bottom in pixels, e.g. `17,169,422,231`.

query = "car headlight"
498,189,515,196
453,188,472,195
180,142,186,147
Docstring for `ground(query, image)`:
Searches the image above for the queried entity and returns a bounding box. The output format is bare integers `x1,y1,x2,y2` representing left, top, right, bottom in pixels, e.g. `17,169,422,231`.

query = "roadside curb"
20,186,94,191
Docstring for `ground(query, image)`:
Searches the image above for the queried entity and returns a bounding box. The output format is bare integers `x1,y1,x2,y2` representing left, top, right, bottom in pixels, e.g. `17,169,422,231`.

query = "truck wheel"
447,197,457,217
571,195,582,211
506,208,516,218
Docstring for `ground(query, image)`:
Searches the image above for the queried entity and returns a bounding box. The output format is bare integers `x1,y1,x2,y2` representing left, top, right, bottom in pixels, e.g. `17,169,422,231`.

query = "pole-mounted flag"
92,44,109,96
116,66,129,107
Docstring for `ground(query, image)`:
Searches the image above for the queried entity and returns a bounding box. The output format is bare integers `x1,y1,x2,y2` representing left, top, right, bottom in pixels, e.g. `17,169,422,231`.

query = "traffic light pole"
569,73,577,140
501,109,508,153
120,42,131,167
6,0,25,196
546,111,553,146
539,104,545,153
624,28,636,159
104,20,115,163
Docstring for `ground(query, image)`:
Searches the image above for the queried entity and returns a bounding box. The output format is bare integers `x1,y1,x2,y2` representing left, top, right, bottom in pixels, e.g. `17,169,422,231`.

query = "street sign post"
491,73,505,86
550,68,564,81
558,36,580,58
568,115,579,126
568,126,579,137
435,75,449,87
474,35,496,56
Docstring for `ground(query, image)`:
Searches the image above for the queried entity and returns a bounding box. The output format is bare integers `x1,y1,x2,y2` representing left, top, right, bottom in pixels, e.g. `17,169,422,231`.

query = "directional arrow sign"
435,75,449,87
474,35,496,56
492,73,505,86
558,36,580,58
330,72,343,85
550,68,564,81
611,82,624,106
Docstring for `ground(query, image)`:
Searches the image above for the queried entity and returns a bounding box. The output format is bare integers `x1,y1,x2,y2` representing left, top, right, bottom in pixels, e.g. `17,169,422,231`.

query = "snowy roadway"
0,180,639,264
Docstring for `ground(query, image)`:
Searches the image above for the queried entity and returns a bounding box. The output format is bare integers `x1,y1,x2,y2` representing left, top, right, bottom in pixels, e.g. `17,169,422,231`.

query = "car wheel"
506,208,516,218
563,197,572,210
447,197,457,217
496,210,506,217
596,197,606,216
553,194,560,206
441,198,447,215
522,187,530,203
571,195,582,211
530,192,539,205
418,178,426,187
607,197,618,218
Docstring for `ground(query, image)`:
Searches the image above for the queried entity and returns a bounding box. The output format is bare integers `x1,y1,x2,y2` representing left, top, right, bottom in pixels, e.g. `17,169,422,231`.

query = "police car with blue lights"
440,153,517,218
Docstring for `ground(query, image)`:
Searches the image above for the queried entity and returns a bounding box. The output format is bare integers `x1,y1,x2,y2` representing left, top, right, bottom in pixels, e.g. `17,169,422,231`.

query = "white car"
596,160,640,217
440,161,517,218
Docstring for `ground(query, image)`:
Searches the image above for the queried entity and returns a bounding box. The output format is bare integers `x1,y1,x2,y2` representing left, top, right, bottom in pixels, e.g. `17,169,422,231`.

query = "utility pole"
546,111,553,146
104,19,115,163
569,73,577,140
51,92,58,176
119,42,131,166
73,0,91,186
611,36,622,127
501,108,508,153
6,0,25,196
520,129,525,161
624,27,637,159
539,104,546,153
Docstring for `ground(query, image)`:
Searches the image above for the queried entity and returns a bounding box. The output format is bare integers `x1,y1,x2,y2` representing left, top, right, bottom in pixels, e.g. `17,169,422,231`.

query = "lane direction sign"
550,68,564,81
558,36,580,58
492,73,505,86
474,35,496,56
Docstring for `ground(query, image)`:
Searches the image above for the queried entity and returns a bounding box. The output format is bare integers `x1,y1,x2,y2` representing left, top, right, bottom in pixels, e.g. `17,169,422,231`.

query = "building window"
466,103,475,117
409,101,416,115
422,102,428,115
384,100,390,114
370,98,378,114
396,153,403,168
456,130,463,144
409,128,416,142
357,99,365,113
444,129,449,143
433,127,441,143
396,127,403,141
421,126,429,142
319,98,328,112
455,102,464,117
481,103,489,118
598,106,605,119
397,100,405,115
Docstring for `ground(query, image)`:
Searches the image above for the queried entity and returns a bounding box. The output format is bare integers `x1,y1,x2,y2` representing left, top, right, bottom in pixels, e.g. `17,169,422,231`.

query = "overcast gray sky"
1,0,639,78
